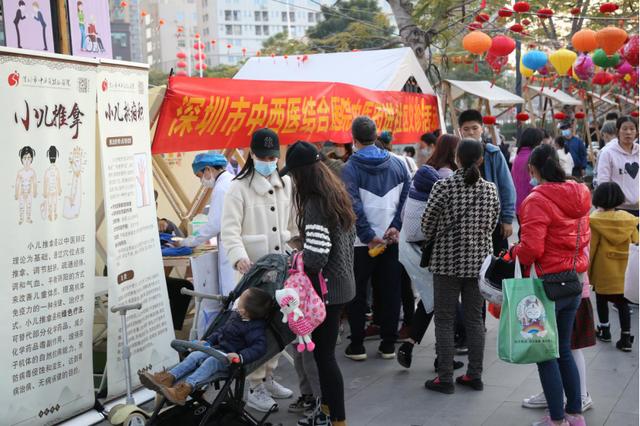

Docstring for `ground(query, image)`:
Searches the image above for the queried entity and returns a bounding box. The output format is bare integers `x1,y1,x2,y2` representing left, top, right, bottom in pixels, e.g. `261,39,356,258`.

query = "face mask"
254,159,277,177
529,177,539,187
352,144,358,153
420,148,433,158
201,175,215,188
561,129,572,138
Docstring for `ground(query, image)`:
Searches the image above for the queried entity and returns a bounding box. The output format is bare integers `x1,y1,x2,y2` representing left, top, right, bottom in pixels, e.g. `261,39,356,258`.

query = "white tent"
234,47,435,95
525,85,583,107
445,79,524,108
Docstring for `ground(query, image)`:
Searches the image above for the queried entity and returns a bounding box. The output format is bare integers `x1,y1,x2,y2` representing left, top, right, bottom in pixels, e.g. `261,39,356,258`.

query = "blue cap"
192,152,228,174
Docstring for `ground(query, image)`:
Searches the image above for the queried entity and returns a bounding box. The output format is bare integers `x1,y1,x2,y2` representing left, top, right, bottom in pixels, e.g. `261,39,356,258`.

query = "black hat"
280,141,320,176
251,128,280,158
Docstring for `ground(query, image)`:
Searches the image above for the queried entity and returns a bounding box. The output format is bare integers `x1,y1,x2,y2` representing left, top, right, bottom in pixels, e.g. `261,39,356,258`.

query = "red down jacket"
512,180,591,276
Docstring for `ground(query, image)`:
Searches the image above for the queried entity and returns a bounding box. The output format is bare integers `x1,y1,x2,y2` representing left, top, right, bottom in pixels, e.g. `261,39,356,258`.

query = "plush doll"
275,288,316,352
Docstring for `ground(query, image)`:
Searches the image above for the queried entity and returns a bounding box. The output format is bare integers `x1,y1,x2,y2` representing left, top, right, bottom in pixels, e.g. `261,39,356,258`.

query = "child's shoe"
247,383,278,413
288,394,315,414
161,382,192,406
522,391,548,409
596,325,611,342
616,332,634,352
139,370,175,392
531,415,569,426
565,413,586,426
264,376,293,399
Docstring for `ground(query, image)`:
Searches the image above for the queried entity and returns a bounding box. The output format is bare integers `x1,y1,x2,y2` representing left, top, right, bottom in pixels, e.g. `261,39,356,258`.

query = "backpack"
275,253,327,352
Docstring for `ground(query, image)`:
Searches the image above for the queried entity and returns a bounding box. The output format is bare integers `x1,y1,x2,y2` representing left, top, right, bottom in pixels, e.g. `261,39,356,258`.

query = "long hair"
234,154,285,187
517,128,544,153
529,144,566,183
289,161,356,233
457,139,484,185
427,134,460,171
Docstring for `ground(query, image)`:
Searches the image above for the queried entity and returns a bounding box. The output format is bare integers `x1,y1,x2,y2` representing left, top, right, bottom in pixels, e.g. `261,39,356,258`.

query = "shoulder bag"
538,221,583,301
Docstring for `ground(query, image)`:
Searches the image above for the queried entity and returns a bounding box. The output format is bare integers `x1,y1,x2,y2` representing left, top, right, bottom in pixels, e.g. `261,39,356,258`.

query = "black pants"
400,265,415,326
348,245,401,345
596,292,631,332
165,277,193,330
312,304,345,421
491,222,509,256
410,300,433,344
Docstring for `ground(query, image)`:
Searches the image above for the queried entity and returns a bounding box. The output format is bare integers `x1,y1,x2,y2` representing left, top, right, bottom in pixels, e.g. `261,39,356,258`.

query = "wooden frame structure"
523,85,583,132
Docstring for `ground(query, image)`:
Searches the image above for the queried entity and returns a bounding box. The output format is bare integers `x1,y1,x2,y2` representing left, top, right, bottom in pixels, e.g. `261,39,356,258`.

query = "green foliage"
149,69,168,87
261,31,316,56
204,64,242,79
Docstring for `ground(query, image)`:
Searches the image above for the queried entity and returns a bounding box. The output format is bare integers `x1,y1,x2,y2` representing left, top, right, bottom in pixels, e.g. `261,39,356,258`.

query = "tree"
204,64,242,79
261,31,316,56
149,69,169,87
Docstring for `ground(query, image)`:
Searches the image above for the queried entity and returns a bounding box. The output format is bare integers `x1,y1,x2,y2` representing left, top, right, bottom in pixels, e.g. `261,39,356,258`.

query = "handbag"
538,221,583,301
420,193,479,268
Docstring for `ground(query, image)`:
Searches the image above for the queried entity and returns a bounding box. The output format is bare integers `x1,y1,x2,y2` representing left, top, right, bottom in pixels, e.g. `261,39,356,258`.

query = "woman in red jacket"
511,144,591,426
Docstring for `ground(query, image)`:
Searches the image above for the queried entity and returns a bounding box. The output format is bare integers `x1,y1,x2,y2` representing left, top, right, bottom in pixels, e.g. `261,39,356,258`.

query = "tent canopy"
234,47,435,95
445,79,524,107
525,85,582,106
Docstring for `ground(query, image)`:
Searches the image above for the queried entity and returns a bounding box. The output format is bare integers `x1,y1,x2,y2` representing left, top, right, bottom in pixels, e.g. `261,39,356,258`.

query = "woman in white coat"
221,128,298,413
181,152,235,296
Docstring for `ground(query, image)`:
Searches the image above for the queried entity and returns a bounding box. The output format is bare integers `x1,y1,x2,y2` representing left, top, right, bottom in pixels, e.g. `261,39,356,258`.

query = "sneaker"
425,377,455,394
344,343,367,361
596,325,611,342
565,413,586,426
364,324,381,340
264,376,293,399
434,357,464,371
397,342,414,368
378,342,395,359
582,393,593,412
616,333,634,352
522,391,548,409
531,415,568,426
297,410,331,426
455,344,469,355
247,383,278,413
456,374,484,391
397,325,411,341
288,394,315,414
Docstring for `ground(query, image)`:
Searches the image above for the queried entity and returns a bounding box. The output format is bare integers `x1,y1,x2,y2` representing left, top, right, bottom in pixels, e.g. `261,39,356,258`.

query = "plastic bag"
498,257,559,364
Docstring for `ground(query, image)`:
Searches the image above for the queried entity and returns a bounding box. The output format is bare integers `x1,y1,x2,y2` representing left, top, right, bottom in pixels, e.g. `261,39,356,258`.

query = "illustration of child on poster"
63,146,84,220
15,146,36,225
41,145,61,221
2,0,55,52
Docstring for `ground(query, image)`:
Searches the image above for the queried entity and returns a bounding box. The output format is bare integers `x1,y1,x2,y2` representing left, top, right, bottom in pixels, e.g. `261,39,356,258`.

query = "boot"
161,382,192,406
596,325,611,342
139,370,175,392
616,332,634,352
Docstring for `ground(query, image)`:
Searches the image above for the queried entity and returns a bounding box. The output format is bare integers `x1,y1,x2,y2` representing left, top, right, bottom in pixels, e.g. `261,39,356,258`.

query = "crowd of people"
145,108,638,426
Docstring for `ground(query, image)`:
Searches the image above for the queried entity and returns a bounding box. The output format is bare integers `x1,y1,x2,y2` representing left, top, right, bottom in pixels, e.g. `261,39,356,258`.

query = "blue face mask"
530,177,539,187
254,159,278,177
561,129,572,138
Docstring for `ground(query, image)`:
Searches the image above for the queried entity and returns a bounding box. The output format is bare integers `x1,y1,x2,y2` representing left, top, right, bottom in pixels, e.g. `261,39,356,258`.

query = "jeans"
169,351,227,388
348,245,401,345
537,294,581,421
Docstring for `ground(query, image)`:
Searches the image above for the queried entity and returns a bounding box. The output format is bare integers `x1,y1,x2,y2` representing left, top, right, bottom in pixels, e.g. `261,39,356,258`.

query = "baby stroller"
146,254,294,426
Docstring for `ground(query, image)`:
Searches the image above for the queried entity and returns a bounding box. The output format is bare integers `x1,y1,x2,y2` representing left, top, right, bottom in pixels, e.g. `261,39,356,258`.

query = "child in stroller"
139,287,272,405
143,254,295,426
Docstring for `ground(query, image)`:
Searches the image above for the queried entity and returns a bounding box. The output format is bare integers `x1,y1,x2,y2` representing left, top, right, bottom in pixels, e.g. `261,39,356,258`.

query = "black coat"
205,311,267,364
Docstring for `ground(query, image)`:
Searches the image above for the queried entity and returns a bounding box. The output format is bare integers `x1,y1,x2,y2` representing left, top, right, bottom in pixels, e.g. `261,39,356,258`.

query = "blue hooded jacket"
483,142,516,224
342,145,410,246
409,165,441,202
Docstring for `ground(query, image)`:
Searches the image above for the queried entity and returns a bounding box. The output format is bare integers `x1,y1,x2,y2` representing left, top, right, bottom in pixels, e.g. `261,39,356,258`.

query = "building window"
281,11,287,21
308,12,315,22
255,11,261,21
226,24,233,35
290,12,295,22
233,10,240,20
255,25,262,35
263,25,269,36
235,25,243,35
202,0,208,6
225,10,232,20
282,25,287,33
203,13,209,22
262,11,269,21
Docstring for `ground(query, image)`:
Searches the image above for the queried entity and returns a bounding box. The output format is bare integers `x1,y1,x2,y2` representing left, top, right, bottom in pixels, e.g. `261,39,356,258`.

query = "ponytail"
457,139,484,186
529,144,566,183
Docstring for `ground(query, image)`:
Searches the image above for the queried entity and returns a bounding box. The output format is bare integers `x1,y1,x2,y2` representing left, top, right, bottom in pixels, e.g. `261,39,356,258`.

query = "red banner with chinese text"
151,76,439,154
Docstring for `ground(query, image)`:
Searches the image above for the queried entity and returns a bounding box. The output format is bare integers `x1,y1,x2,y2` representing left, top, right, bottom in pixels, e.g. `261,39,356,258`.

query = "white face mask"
200,168,216,188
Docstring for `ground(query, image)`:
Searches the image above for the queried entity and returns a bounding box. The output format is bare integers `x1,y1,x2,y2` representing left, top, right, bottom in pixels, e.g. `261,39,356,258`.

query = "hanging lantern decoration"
570,7,581,15
553,112,567,120
522,18,531,26
483,116,497,125
549,49,577,76
630,111,640,118
572,29,598,53
194,52,206,61
158,18,166,26
573,54,595,80
467,22,483,31
242,47,247,57
302,55,309,63
592,48,620,68
120,1,128,7
510,24,524,33
177,26,184,33
475,13,490,23
462,31,492,55
599,3,619,14
140,10,147,17
485,52,508,72
489,35,516,57
617,60,633,74
536,8,553,19
195,33,200,39
226,44,232,54
623,35,639,65
520,60,535,78
522,50,548,71
516,112,530,122
592,71,614,86
176,70,188,77
575,112,586,119
176,51,187,59
513,2,530,13
176,60,187,68
498,7,513,17
596,27,628,56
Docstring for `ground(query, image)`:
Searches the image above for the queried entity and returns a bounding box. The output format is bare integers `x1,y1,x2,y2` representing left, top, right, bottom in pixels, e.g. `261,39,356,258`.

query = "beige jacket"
221,172,298,269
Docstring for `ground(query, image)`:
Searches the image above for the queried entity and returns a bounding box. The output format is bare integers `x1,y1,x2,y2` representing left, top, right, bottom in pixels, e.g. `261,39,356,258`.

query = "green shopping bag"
498,258,559,364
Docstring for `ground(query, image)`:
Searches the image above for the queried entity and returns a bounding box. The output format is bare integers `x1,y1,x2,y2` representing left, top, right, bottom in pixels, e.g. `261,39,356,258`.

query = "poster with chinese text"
190,251,221,338
97,61,178,398
0,48,97,425
2,0,55,53
67,0,113,59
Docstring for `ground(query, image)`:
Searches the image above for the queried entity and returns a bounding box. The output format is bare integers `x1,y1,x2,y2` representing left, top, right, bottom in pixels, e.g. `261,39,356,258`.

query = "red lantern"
177,27,184,33
193,42,205,50
120,0,128,7
195,33,200,39
468,22,483,31
226,44,232,49
486,52,508,72
302,55,309,62
176,60,187,68
475,13,490,23
158,19,165,26
575,112,586,119
630,111,639,118
195,63,208,71
537,8,553,19
513,2,530,13
270,53,275,58
599,3,619,13
490,35,516,56
510,24,524,33
570,7,581,15
210,39,216,45
140,10,147,17
553,112,567,120
176,51,186,59
193,53,206,60
256,50,262,57
242,47,247,57
592,71,614,85
176,70,188,76
522,18,531,26
284,54,289,60
516,112,530,121
498,7,513,17
483,116,497,125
